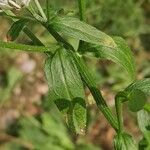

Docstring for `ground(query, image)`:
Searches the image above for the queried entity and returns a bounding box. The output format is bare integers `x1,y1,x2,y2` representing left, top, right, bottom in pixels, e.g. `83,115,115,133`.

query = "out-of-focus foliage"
138,110,150,150
0,67,22,104
86,0,146,37
49,0,147,37
1,96,99,150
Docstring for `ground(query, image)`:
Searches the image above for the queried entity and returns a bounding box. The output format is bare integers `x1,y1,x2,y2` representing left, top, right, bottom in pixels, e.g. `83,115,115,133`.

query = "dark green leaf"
80,37,136,80
44,48,87,134
50,16,116,48
128,89,147,112
114,133,137,150
7,19,28,41
139,137,150,150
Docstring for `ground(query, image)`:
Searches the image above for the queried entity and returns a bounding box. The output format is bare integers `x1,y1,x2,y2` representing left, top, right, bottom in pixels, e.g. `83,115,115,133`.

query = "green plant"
2,95,100,150
0,0,149,149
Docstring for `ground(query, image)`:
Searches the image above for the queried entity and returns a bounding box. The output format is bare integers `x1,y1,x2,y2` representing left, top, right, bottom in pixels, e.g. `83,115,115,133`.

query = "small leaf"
137,110,150,133
7,19,28,41
117,79,150,112
50,16,116,48
137,110,150,150
44,48,87,134
128,89,147,112
114,133,137,150
80,37,136,80
125,78,150,96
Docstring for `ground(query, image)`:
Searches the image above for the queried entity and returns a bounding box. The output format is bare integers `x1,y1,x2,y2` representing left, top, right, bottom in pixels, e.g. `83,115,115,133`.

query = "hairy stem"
0,41,57,53
74,54,118,131
115,97,123,133
77,0,86,21
115,92,127,133
43,24,118,131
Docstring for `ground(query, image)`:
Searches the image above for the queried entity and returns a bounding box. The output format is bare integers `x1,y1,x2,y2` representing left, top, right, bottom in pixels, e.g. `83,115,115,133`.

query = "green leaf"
144,104,150,112
41,113,74,149
4,10,44,46
44,48,87,134
23,27,44,46
128,89,147,112
0,41,58,53
73,53,118,130
114,133,137,150
125,78,150,96
137,110,150,150
116,79,150,112
7,19,28,41
137,110,150,132
80,37,136,80
50,16,116,48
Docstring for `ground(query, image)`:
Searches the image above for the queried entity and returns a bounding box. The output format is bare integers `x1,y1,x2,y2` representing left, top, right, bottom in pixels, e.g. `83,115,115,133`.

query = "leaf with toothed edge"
44,48,87,135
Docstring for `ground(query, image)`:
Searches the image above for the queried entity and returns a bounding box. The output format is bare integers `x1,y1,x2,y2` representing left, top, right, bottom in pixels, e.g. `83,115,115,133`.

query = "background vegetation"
0,0,149,149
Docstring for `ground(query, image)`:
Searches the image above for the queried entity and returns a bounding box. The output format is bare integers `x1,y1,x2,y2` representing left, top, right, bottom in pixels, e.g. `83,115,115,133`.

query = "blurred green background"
0,0,149,149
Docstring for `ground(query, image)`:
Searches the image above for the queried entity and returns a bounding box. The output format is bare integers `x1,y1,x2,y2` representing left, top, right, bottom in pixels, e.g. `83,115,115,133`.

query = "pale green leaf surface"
125,78,150,96
50,16,116,48
81,37,136,80
137,110,150,132
45,48,86,134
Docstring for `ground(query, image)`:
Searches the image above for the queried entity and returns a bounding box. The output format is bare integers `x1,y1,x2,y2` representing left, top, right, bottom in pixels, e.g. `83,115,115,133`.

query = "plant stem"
77,0,86,21
34,0,47,21
4,10,44,46
115,92,126,133
43,24,75,51
115,97,123,133
46,0,50,23
44,24,118,131
73,54,118,131
23,27,44,46
0,41,57,53
77,0,86,51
